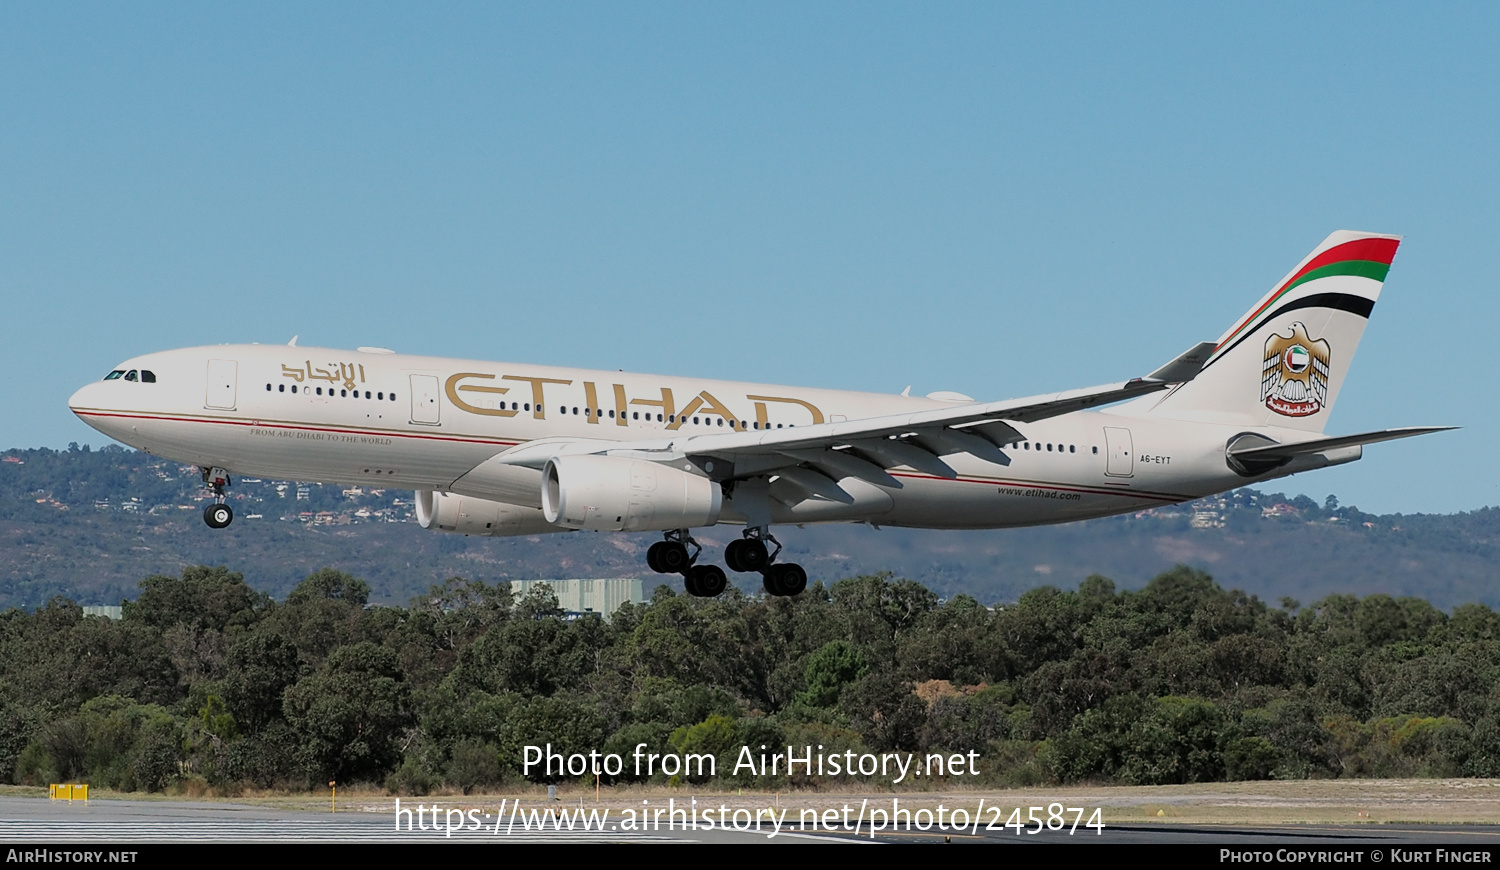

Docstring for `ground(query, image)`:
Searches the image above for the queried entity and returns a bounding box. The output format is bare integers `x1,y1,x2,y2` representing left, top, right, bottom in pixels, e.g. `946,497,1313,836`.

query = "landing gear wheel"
737,539,769,573
647,542,666,573
203,503,233,529
657,541,690,574
763,563,806,597
686,564,727,597
776,563,807,596
727,535,772,573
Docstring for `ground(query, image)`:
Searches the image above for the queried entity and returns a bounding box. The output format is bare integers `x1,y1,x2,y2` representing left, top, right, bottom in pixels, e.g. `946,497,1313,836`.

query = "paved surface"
0,796,842,844
7,795,1500,845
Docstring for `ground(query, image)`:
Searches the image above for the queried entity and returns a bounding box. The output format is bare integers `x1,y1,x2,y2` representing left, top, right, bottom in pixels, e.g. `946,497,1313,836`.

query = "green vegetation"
5,565,1500,794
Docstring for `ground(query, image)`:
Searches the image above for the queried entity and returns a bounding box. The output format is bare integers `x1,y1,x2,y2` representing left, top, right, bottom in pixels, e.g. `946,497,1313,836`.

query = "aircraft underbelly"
128,413,490,488
880,474,1167,529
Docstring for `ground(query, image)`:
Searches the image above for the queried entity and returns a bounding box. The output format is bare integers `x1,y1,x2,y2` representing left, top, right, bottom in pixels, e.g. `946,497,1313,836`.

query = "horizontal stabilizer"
1146,341,1218,383
1227,426,1455,462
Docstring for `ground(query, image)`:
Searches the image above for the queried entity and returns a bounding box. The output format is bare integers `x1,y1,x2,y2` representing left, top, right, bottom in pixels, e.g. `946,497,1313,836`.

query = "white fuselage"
67,343,1334,532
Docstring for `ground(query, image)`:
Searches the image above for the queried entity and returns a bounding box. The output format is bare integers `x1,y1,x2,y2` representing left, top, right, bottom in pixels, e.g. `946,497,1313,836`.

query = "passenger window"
279,384,286,393
265,384,272,391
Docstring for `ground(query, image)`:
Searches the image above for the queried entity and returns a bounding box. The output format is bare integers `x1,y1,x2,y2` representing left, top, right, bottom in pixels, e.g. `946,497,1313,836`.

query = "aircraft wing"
491,342,1217,497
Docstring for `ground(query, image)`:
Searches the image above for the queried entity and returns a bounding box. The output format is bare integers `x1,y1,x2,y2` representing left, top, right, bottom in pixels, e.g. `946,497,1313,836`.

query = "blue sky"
2,3,1494,514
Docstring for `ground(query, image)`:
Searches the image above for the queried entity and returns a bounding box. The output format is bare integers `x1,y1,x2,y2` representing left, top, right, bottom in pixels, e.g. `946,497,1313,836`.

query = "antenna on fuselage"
288,335,299,347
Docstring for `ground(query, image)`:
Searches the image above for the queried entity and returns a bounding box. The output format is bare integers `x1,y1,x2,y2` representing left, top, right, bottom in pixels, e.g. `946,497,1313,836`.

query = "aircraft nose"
68,382,95,415
68,381,111,423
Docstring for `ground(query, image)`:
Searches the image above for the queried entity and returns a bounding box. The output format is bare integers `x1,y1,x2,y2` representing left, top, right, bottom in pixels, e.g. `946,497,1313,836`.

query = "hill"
3,445,1497,609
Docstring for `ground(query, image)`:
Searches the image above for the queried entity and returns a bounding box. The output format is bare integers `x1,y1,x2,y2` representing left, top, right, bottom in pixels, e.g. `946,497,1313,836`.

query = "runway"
6,793,1500,847
0,795,840,844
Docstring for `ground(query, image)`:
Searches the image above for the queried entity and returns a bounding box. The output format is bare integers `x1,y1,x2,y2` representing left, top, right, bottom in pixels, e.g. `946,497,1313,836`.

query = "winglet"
1146,341,1218,383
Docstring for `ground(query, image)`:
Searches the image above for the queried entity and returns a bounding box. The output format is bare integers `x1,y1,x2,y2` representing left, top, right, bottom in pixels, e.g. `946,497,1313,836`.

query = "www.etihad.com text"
395,798,1104,838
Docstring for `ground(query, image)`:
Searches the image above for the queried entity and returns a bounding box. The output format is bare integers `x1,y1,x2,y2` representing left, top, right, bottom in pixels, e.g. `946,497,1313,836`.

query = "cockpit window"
140,371,156,383
124,370,139,382
104,370,125,381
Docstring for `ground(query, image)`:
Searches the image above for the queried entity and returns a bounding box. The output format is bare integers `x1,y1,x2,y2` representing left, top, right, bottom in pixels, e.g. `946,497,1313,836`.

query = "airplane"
68,231,1450,598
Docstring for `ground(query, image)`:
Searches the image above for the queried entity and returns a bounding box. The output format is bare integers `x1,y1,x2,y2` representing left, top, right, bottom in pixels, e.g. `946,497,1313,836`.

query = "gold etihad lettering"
629,386,675,422
281,361,366,391
445,372,518,417
612,384,676,424
503,375,573,419
612,383,630,427
583,381,600,425
666,390,738,430
442,372,825,426
748,394,826,426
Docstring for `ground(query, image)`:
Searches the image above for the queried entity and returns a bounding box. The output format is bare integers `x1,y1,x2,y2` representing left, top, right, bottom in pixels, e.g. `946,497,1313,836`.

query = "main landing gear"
647,530,727,598
647,527,807,598
727,528,807,597
201,467,234,529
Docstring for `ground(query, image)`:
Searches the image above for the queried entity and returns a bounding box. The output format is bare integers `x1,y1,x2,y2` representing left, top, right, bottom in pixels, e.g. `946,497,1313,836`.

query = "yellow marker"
329,781,337,813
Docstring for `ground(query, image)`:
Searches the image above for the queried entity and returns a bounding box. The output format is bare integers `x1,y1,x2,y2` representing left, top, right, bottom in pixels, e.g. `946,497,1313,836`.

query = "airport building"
510,578,646,620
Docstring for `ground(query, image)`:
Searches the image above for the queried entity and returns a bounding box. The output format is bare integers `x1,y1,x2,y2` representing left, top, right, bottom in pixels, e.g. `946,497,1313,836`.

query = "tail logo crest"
1261,322,1330,417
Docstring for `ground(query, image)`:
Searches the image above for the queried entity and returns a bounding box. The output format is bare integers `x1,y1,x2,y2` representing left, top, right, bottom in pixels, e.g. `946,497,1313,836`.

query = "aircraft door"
410,375,441,425
205,360,237,410
1104,426,1134,477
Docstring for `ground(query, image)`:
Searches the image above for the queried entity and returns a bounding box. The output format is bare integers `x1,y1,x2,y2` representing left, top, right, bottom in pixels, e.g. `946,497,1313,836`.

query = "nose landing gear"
201,467,234,529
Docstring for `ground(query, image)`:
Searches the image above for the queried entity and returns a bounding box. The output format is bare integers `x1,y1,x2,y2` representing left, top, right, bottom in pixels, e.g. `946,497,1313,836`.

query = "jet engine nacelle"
542,454,722,532
415,489,560,537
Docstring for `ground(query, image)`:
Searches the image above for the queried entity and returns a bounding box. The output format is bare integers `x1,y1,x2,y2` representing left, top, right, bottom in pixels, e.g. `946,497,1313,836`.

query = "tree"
283,642,412,782
123,566,267,633
796,641,869,710
287,568,370,607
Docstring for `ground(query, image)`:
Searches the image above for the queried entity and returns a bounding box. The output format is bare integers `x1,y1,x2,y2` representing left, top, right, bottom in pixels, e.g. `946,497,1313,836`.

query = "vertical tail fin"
1142,230,1400,432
